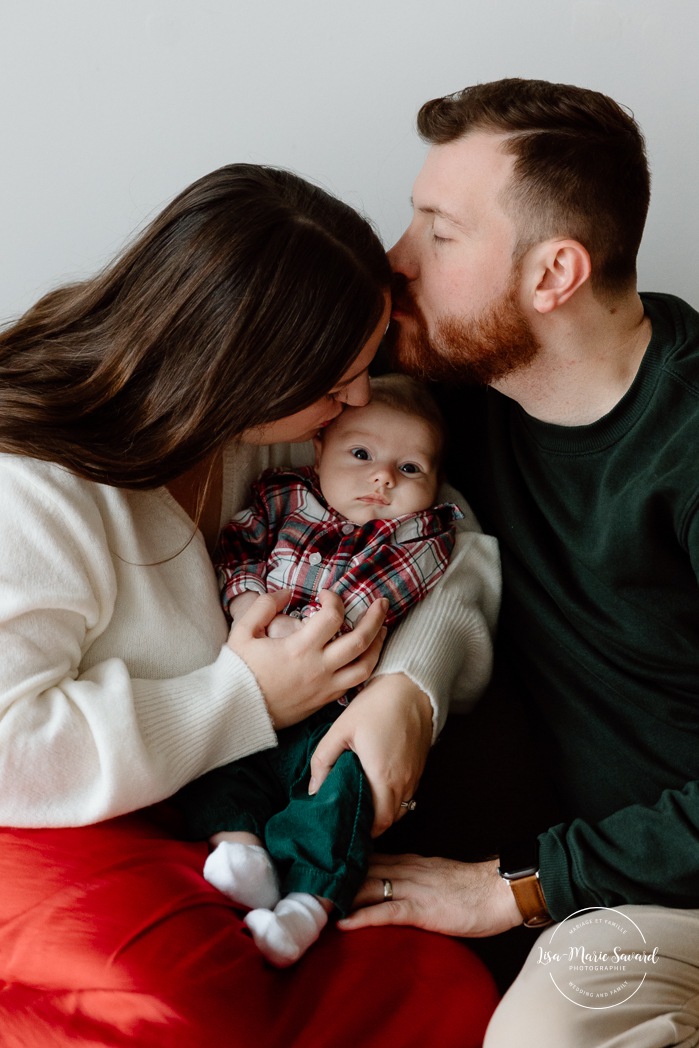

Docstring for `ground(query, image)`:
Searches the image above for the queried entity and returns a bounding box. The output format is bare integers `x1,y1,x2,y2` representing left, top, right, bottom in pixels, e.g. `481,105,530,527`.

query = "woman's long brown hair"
0,165,391,488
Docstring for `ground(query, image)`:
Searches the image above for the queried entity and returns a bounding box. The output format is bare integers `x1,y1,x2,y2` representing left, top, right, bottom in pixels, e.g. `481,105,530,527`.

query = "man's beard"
386,274,541,386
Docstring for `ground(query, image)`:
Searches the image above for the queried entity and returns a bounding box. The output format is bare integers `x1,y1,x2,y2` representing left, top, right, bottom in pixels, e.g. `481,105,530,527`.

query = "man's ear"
525,239,592,315
312,434,323,469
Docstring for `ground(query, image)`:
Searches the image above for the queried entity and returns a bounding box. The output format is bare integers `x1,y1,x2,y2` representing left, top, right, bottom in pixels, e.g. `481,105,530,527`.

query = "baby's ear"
312,433,324,468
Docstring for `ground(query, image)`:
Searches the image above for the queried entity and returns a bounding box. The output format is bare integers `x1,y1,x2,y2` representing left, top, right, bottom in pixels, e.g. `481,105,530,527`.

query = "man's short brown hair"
418,78,651,296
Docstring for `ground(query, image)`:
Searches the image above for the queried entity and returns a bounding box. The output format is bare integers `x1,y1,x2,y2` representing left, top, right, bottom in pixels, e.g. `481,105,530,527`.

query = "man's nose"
388,228,417,281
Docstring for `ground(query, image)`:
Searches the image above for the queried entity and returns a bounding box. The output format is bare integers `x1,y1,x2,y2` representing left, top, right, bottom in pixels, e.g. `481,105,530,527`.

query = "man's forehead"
412,133,515,212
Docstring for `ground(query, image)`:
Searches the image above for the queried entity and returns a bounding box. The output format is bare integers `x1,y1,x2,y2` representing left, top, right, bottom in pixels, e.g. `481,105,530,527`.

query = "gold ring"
382,878,393,902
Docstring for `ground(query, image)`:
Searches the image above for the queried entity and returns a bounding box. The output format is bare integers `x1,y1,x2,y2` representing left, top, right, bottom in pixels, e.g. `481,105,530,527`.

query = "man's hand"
338,854,522,938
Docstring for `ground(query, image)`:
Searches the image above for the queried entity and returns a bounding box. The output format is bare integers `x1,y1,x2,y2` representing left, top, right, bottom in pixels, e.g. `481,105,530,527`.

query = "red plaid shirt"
215,466,463,630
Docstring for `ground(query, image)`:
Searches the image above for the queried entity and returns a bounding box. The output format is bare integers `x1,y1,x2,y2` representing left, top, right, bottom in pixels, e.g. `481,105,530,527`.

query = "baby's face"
313,400,441,524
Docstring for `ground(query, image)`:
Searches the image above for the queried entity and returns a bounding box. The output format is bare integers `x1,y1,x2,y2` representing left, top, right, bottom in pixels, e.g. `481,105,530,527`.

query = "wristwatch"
497,839,552,928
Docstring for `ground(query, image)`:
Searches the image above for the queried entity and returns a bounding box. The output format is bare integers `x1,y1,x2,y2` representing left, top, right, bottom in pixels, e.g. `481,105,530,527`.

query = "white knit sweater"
0,442,500,827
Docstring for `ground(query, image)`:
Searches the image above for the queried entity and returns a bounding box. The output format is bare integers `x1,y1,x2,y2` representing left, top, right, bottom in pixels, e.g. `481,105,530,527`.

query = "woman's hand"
338,854,522,938
308,673,433,836
226,590,387,729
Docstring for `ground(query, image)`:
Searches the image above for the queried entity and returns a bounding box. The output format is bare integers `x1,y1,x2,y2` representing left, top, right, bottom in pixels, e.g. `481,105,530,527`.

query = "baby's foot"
204,841,280,910
244,892,329,967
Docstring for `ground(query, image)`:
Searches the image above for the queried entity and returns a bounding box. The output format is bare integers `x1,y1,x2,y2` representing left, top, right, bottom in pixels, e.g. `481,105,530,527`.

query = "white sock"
244,892,329,967
203,841,281,910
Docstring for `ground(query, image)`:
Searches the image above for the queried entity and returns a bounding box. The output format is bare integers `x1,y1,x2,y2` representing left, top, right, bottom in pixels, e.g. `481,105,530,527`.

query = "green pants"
178,705,374,917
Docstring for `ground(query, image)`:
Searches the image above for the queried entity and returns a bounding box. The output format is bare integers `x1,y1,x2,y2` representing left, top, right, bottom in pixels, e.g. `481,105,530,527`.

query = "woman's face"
242,296,390,445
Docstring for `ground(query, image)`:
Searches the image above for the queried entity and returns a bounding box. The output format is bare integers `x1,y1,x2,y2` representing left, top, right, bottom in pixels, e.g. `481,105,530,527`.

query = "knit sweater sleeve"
0,457,276,828
372,482,501,740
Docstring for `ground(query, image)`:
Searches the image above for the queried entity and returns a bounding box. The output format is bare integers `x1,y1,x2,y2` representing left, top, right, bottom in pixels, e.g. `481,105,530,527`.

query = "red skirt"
0,805,498,1047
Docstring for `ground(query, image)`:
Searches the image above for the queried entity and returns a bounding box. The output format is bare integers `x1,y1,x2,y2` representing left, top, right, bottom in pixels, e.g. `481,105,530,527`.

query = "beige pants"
485,907,699,1048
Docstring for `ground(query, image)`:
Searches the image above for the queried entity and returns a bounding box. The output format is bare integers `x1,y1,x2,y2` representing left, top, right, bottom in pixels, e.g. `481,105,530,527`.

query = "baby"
179,375,464,965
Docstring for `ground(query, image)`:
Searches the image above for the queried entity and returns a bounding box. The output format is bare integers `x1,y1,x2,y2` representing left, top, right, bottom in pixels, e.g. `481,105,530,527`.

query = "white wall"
1,0,697,324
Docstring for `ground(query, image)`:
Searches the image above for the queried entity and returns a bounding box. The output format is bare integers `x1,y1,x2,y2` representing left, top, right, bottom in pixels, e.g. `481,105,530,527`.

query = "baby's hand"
228,592,303,638
228,591,261,622
266,613,304,639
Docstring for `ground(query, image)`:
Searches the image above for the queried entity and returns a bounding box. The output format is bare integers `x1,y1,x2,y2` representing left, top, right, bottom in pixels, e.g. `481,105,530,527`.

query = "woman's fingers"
316,593,388,672
307,721,348,797
307,676,430,833
293,589,346,644
227,590,291,639
327,625,387,696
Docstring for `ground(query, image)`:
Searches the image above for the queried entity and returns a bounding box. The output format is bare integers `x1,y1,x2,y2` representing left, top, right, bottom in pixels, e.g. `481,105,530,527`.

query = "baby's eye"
351,447,370,461
400,462,422,475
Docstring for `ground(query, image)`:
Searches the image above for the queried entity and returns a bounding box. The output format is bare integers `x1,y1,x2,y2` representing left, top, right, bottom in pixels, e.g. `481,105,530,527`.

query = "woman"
0,165,499,1045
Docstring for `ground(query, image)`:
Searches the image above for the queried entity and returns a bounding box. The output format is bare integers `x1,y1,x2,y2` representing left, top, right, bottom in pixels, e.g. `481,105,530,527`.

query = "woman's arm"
376,484,501,738
0,456,278,827
0,456,385,827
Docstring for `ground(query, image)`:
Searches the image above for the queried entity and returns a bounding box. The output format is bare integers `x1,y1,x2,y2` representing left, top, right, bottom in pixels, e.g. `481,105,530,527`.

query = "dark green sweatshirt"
440,293,699,921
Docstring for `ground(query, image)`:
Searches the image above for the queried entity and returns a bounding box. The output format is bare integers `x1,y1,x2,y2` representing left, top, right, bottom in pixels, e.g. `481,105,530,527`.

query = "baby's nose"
373,465,396,487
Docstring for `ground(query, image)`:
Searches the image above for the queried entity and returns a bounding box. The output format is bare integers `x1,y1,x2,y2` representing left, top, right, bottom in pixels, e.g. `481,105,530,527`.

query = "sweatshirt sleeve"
539,779,699,921
537,498,699,919
372,483,501,740
0,459,276,828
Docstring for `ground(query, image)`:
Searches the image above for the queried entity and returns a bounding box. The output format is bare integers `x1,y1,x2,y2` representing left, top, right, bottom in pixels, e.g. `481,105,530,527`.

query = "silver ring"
400,799,417,811
382,878,393,902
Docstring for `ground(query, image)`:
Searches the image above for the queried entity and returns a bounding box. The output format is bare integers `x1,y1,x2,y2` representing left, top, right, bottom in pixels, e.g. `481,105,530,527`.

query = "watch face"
497,839,539,879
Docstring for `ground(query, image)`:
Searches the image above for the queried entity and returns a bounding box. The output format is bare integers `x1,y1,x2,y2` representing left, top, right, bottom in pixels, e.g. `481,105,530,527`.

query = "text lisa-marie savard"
537,946,659,970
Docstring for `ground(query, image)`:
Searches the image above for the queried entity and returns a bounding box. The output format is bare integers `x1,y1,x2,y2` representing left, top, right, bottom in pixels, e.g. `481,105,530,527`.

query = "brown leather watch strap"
508,873,552,928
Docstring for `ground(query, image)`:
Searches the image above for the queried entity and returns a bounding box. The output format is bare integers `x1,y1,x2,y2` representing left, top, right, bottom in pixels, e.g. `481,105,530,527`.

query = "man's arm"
540,780,699,920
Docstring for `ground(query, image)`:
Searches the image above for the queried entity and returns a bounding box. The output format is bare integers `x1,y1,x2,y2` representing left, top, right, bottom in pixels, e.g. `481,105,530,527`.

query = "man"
340,79,699,1046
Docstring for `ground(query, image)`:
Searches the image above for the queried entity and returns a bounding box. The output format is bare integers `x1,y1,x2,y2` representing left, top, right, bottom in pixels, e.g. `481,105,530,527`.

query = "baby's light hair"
369,374,446,463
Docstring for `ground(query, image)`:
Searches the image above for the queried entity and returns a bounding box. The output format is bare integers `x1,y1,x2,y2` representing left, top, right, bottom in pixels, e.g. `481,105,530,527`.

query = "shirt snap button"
308,552,322,566
341,523,354,535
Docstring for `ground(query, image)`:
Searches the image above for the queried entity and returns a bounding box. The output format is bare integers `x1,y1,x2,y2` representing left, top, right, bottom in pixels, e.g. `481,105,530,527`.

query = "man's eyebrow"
410,196,466,229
